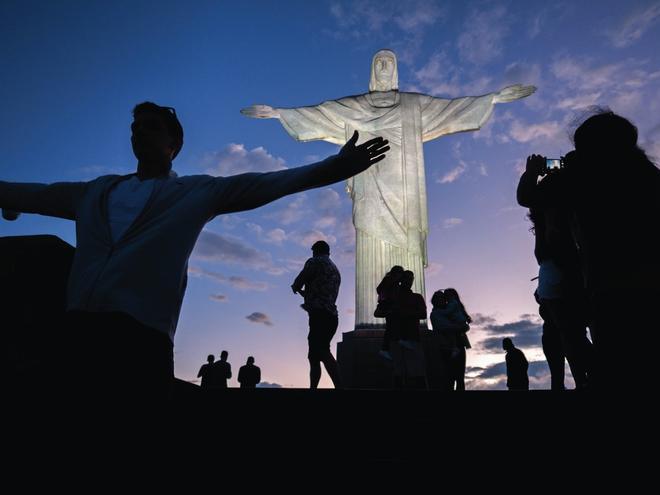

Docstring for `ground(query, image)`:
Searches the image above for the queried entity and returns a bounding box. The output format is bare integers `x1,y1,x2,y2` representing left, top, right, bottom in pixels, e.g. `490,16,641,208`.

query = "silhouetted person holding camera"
0,102,388,402
292,240,343,389
197,354,215,388
238,356,261,389
503,338,529,391
517,110,660,391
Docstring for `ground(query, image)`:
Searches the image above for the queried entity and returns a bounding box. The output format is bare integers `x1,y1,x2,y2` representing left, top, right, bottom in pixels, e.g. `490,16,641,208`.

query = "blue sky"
2,0,659,388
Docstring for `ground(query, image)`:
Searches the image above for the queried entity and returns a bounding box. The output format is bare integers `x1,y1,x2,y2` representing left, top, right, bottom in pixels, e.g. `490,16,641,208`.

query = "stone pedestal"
337,327,447,390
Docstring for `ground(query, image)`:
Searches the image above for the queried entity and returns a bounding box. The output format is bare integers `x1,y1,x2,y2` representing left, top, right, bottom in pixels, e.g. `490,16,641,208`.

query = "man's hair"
133,101,184,158
311,240,330,255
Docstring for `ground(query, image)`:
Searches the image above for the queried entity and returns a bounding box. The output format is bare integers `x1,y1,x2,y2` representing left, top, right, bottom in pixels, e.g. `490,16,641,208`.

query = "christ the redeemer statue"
242,49,535,329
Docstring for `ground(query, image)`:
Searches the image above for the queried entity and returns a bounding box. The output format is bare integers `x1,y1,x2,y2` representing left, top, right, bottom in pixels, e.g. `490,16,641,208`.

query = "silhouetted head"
574,111,637,160
131,102,184,167
431,290,447,308
311,240,330,256
444,287,472,323
502,338,514,351
220,350,229,361
389,265,404,274
207,354,214,364
247,356,255,365
369,49,399,92
401,270,414,290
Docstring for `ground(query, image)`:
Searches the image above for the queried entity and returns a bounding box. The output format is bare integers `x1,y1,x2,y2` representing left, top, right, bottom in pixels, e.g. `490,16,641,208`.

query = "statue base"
336,327,447,390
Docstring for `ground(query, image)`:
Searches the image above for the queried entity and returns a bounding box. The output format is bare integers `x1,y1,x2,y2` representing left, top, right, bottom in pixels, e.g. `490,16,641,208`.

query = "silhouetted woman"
518,110,660,390
442,288,471,391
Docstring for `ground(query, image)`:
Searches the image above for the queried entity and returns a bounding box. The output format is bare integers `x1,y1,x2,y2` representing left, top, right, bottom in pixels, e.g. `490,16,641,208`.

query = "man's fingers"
347,130,359,147
368,143,390,155
369,154,387,165
359,136,386,149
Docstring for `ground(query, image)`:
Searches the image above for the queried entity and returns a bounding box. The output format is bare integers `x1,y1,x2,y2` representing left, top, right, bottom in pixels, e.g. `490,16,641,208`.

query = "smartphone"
545,158,562,171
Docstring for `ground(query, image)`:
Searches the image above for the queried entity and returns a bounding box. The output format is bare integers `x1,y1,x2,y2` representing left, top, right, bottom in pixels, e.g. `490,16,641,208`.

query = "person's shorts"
307,309,338,360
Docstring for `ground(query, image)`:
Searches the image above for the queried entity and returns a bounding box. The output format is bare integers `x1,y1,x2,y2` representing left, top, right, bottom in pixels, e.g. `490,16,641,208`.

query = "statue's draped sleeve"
277,102,348,145
419,93,496,143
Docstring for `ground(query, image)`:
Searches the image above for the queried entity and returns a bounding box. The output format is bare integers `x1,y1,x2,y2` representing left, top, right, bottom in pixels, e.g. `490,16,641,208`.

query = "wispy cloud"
443,217,464,229
267,194,307,225
509,119,564,143
246,312,274,326
257,382,283,388
209,294,228,302
288,229,337,248
606,2,660,48
189,266,270,291
205,143,287,176
457,5,510,65
437,161,467,183
475,313,544,352
193,230,273,270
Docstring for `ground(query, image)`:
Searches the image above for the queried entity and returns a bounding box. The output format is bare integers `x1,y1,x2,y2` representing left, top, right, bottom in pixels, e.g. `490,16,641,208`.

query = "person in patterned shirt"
291,240,342,389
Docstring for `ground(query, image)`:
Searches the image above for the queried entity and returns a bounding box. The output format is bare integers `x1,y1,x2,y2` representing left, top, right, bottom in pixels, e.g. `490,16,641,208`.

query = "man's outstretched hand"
337,131,389,176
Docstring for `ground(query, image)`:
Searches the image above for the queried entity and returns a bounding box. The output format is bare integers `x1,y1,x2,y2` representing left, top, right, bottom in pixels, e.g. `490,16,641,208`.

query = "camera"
545,157,563,173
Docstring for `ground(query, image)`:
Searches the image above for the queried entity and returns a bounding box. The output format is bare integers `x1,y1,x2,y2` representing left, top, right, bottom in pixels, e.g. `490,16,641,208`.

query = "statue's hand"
240,104,280,119
337,131,390,175
494,84,536,103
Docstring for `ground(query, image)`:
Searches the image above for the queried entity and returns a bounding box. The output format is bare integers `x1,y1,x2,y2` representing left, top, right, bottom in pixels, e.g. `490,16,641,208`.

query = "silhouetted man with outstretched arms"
238,356,261,389
503,338,529,391
0,102,389,402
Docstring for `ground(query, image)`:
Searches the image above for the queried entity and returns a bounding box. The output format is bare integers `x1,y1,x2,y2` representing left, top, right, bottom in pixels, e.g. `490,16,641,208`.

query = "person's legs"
453,348,466,391
546,297,592,389
308,357,322,389
308,310,342,389
540,299,566,390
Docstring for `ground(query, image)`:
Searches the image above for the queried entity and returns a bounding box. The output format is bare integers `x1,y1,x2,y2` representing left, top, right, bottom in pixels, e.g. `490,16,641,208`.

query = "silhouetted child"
375,265,404,360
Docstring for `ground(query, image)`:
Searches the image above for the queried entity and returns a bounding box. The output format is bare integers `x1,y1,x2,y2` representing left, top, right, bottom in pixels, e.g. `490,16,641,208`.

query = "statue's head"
369,49,398,92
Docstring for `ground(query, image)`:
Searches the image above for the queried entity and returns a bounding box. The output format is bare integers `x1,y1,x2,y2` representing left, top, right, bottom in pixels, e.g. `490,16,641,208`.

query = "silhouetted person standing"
503,338,529,391
375,265,404,360
208,350,232,389
197,354,215,388
517,110,660,390
238,356,261,389
292,240,343,389
389,270,427,389
523,206,592,390
0,101,388,402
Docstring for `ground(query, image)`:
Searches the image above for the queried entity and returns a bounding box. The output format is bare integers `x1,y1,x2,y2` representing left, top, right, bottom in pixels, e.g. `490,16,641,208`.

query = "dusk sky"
2,0,659,389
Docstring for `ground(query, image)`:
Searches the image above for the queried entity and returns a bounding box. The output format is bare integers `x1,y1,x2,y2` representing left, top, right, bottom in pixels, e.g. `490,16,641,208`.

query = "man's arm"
292,259,315,294
210,131,388,216
0,180,89,220
226,364,232,380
